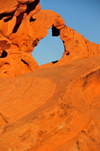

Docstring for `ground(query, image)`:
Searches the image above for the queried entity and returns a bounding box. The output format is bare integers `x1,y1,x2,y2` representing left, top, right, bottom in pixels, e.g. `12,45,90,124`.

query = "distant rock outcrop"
0,1,100,151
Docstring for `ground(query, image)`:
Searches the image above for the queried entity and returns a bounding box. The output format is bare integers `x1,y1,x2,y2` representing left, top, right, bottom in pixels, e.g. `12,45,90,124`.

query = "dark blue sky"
32,0,100,65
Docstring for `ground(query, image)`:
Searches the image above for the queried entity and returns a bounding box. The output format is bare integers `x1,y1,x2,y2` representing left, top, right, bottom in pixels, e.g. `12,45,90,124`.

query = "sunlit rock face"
0,0,100,77
0,0,41,77
0,1,100,151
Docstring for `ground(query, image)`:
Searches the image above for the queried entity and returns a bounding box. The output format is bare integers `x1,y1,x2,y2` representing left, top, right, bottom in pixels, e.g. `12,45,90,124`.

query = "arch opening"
32,27,64,66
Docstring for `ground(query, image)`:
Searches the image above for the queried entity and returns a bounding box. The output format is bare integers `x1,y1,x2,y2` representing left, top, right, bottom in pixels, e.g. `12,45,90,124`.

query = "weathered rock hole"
33,39,39,47
66,51,70,55
30,17,36,22
0,50,7,58
21,59,29,66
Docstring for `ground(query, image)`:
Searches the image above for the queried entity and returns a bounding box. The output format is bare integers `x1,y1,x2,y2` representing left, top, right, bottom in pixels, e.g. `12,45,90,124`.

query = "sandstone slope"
0,56,100,151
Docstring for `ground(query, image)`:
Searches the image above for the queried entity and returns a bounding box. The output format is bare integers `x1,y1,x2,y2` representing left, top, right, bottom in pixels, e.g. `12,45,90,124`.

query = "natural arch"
0,0,98,78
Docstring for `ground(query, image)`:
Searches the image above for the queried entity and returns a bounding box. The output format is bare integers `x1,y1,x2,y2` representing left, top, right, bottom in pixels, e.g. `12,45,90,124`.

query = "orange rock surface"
0,0,100,151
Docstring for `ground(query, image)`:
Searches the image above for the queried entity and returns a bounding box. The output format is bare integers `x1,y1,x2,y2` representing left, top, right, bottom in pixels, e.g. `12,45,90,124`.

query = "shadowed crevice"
52,60,58,64
12,13,24,33
26,0,40,15
52,26,60,36
30,17,36,22
0,12,15,21
0,50,8,58
21,59,29,66
0,113,8,123
4,16,13,22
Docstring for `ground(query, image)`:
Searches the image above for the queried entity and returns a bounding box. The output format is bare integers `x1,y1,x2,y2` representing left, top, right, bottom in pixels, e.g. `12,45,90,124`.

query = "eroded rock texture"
0,0,41,77
0,0,100,77
0,0,100,151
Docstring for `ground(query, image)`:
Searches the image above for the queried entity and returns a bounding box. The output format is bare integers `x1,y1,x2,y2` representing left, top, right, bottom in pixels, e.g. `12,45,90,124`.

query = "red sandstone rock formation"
0,0,100,151
0,0,100,77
